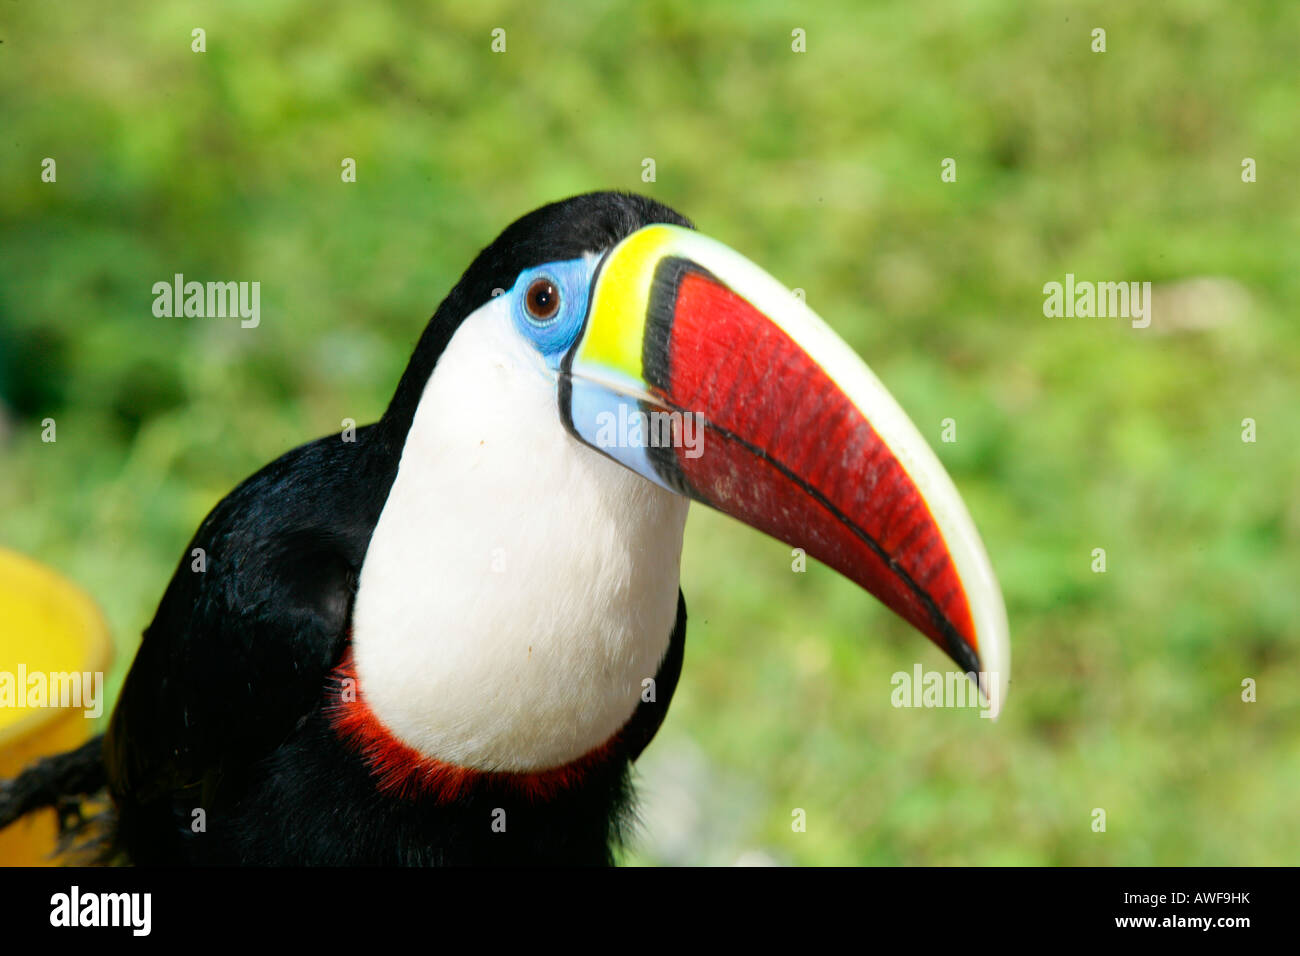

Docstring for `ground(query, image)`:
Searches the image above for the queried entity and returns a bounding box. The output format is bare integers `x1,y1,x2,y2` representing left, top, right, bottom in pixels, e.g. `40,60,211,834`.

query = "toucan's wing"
104,427,395,843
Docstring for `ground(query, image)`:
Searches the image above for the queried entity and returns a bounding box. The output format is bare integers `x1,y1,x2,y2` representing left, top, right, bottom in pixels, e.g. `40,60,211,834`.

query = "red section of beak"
657,268,979,669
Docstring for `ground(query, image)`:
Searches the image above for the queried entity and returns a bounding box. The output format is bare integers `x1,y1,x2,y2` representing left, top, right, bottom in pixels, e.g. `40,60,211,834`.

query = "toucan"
0,192,1008,865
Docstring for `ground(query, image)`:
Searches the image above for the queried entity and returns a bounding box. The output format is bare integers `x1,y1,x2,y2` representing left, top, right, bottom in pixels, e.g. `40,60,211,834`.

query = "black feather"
0,735,106,831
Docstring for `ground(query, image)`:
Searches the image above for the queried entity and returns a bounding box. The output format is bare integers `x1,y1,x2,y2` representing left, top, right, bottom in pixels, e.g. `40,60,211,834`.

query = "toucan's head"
363,192,1007,776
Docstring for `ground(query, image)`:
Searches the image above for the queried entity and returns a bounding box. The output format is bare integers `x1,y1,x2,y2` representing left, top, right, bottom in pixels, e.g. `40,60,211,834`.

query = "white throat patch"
351,294,689,773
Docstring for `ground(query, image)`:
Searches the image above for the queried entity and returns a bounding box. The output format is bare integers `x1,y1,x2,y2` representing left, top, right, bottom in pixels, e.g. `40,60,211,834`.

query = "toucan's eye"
525,278,560,322
510,258,591,364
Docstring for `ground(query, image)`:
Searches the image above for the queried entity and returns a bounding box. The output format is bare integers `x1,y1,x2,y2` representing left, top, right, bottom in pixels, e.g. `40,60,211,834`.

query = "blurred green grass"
1,0,1296,864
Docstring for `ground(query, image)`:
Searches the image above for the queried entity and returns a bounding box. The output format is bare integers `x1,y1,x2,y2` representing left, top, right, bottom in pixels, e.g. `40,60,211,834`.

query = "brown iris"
525,277,560,321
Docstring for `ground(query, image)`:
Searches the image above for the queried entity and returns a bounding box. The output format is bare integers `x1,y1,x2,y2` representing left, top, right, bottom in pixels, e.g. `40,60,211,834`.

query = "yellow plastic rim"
0,547,113,748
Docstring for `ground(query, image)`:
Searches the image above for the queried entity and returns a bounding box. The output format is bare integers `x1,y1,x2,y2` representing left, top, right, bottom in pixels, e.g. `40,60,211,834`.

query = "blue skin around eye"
510,258,593,367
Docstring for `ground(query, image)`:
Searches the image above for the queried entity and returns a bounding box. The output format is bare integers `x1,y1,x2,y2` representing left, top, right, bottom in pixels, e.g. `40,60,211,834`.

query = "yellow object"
0,548,112,866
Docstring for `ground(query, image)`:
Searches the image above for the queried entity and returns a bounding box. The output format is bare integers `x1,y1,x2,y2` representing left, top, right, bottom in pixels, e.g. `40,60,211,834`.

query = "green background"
1,1,1296,864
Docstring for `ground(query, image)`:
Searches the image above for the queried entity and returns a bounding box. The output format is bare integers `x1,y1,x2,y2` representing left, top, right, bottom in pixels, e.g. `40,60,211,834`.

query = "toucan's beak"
561,224,1010,716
